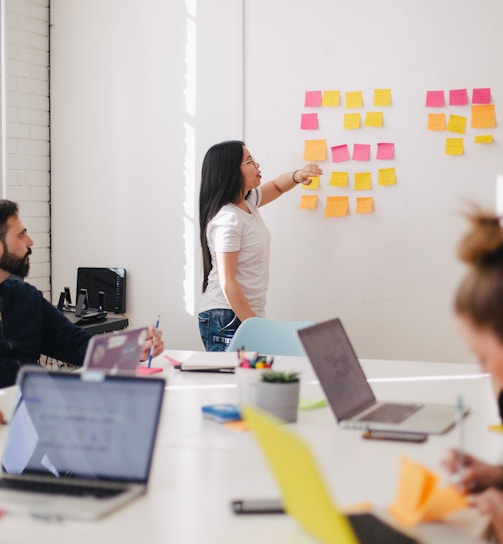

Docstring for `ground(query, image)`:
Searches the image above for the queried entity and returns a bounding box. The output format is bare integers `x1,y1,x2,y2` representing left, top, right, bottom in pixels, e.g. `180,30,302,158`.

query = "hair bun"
458,209,503,265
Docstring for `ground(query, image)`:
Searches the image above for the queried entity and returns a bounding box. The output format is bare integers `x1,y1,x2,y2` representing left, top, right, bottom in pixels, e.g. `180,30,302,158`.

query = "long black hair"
199,140,245,292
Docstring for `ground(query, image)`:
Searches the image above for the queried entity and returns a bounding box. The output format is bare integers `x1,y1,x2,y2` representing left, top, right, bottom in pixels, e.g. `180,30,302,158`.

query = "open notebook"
0,367,165,520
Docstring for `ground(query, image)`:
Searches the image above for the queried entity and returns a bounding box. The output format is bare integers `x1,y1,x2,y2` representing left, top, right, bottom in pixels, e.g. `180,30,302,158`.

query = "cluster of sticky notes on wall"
300,88,396,217
426,88,496,154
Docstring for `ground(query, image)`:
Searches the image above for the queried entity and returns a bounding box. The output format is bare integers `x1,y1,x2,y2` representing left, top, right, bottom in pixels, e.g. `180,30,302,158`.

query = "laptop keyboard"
0,478,125,499
359,403,422,424
348,512,418,544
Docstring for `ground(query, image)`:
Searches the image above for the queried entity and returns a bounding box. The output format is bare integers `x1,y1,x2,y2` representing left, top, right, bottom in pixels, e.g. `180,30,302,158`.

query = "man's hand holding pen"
140,323,164,362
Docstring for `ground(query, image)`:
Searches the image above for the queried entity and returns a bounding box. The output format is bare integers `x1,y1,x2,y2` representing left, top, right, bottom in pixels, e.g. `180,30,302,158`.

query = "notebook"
297,318,467,435
82,326,148,373
243,405,418,544
0,367,165,520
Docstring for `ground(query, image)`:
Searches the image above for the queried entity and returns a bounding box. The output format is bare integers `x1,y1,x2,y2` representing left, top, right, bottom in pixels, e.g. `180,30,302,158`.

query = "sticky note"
354,172,372,191
472,87,491,105
331,144,350,163
474,134,493,144
445,138,464,156
427,113,446,131
304,139,327,161
376,142,395,160
378,168,396,186
488,423,503,433
304,90,322,107
364,112,383,127
299,194,318,210
298,398,328,410
356,197,374,214
449,89,468,106
345,91,363,108
471,104,496,128
303,176,320,190
301,113,318,130
388,456,467,527
373,89,391,106
329,172,349,187
325,196,349,217
322,90,340,106
352,144,371,161
447,114,467,134
343,113,361,129
426,90,444,107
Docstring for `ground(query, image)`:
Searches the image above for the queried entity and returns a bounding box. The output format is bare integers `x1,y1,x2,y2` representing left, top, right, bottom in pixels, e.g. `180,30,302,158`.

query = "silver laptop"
297,318,467,435
0,367,165,520
82,326,148,373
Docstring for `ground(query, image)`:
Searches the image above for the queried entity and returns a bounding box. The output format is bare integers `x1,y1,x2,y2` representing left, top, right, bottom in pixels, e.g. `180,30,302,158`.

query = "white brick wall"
1,0,50,296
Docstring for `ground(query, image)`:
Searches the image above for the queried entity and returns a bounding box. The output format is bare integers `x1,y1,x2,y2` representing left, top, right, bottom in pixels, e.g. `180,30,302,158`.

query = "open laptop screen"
2,370,165,483
298,318,376,420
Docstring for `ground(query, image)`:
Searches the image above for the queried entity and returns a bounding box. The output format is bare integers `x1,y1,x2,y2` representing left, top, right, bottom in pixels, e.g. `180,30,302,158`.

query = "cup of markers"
235,348,274,407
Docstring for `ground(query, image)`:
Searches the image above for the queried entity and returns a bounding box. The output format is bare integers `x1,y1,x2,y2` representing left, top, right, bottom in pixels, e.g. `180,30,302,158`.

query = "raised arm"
260,163,323,207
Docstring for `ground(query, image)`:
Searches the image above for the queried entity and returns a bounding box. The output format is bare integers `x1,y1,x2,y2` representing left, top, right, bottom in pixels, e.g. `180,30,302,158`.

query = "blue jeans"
198,309,241,352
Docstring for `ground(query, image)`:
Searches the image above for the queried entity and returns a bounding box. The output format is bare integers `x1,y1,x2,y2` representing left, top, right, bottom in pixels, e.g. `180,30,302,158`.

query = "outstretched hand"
295,163,323,185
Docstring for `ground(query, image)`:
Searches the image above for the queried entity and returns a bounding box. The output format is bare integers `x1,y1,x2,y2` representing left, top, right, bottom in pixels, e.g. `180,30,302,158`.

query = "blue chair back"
226,317,314,356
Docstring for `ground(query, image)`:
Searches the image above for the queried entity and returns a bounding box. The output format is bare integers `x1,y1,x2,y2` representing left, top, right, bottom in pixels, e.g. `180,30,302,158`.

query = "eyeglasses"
241,157,260,168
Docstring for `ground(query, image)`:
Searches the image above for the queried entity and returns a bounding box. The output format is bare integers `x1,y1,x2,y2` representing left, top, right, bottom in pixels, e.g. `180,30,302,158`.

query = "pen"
147,315,160,368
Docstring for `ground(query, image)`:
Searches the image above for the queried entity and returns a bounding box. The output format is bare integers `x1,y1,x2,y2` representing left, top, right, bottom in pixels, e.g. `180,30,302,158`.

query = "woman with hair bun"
443,209,503,541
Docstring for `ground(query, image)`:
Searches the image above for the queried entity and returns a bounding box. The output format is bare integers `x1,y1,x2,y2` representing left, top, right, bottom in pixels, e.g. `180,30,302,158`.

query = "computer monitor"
76,267,126,314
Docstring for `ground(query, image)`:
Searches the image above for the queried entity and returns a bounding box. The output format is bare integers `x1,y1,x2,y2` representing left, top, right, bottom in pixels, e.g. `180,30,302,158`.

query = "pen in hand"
147,315,160,368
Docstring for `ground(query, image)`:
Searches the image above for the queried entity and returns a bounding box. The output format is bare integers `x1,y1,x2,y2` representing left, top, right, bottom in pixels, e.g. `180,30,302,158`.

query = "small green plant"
260,370,300,383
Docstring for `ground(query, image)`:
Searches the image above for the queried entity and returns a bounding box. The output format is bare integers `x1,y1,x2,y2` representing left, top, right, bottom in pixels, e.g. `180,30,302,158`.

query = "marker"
147,315,160,368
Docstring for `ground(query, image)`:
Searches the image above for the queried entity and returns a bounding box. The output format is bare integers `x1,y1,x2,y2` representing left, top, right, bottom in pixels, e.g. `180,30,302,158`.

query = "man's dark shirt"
0,276,90,388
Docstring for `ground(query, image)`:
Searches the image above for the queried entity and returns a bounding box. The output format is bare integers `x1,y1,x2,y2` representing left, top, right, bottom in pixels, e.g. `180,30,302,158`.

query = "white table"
0,352,498,543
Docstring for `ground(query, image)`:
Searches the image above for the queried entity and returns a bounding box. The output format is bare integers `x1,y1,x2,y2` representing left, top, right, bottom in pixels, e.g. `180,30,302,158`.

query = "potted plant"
256,370,301,423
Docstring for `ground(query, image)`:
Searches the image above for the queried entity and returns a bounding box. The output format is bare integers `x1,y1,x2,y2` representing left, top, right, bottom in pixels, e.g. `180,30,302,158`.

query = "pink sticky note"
301,113,319,130
376,142,395,160
352,144,371,161
426,90,444,107
472,88,491,105
449,89,468,106
331,144,350,163
136,367,163,375
304,90,322,107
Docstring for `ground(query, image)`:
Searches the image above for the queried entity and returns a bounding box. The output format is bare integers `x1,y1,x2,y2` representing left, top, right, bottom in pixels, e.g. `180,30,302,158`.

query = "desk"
78,314,129,335
0,353,498,543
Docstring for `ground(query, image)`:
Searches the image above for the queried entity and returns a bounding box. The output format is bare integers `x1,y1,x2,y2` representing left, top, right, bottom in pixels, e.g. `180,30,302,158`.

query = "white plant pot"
256,381,300,423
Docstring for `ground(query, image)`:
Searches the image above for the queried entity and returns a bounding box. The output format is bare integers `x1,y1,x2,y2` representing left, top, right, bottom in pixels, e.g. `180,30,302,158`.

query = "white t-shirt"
199,188,271,316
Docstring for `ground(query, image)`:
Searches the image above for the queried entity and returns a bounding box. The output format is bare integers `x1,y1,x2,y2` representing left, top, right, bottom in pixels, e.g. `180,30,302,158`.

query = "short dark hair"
0,200,19,243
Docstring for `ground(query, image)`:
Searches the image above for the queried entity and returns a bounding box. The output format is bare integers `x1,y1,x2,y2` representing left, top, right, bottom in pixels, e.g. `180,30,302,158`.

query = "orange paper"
325,196,348,217
356,197,374,214
471,104,496,128
303,140,327,161
427,113,446,131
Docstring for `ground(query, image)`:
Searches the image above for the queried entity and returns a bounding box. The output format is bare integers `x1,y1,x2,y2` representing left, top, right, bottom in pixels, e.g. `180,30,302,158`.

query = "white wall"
50,0,503,363
50,0,242,349
0,0,50,295
243,0,503,363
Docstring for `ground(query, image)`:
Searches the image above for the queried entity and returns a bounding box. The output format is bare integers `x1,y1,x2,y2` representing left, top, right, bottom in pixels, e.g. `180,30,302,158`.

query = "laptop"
82,326,148,373
297,318,467,435
0,367,165,520
243,405,418,544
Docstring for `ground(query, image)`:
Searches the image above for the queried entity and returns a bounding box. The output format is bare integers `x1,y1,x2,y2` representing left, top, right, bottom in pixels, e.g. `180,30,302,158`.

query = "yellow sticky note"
378,168,396,186
299,194,318,210
329,172,349,187
471,104,496,128
322,90,340,106
354,172,372,190
303,139,327,161
427,113,446,131
373,88,391,106
325,196,349,217
445,138,464,156
447,114,467,134
345,91,363,108
343,113,361,129
356,197,374,214
488,423,503,433
475,134,493,144
364,112,383,127
302,176,320,190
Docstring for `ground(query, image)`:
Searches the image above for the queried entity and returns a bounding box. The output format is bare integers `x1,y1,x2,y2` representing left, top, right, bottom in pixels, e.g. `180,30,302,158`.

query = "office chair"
226,317,314,356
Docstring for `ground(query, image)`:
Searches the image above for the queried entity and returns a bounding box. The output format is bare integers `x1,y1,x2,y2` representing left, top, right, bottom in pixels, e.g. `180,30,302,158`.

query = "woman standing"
198,140,322,351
